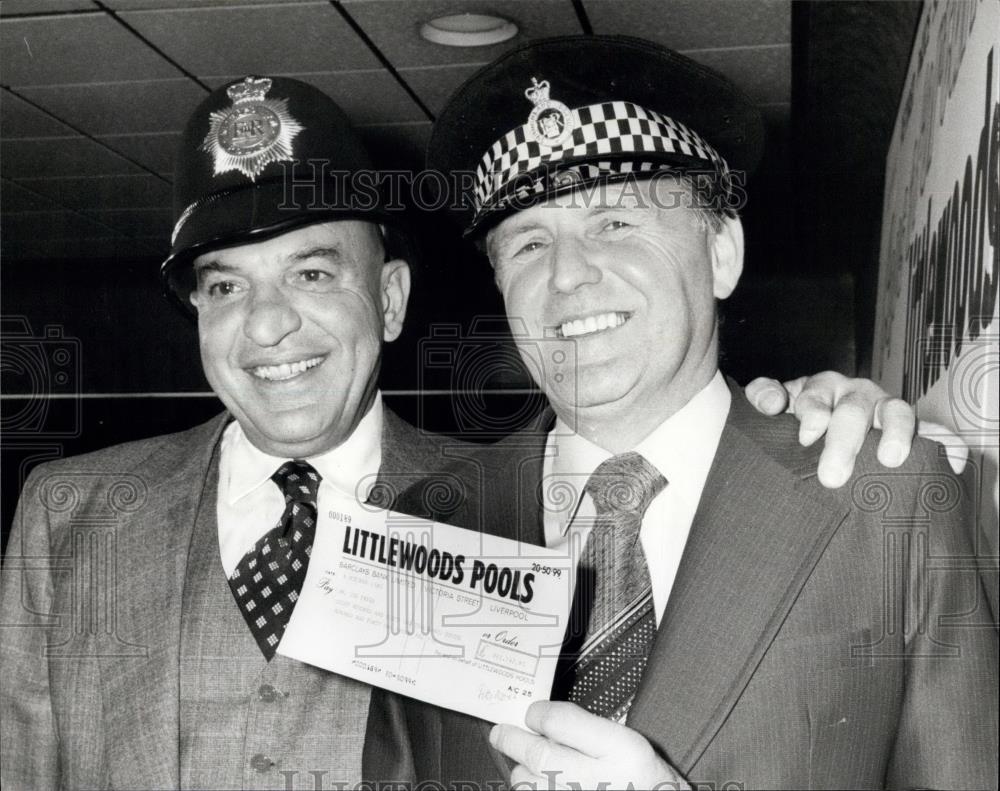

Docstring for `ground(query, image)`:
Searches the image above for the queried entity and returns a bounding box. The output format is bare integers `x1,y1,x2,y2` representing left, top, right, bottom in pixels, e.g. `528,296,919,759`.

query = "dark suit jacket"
0,407,454,790
370,384,999,790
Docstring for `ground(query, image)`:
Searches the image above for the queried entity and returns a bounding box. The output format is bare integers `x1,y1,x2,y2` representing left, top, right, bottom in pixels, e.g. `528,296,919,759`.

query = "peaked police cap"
427,35,765,236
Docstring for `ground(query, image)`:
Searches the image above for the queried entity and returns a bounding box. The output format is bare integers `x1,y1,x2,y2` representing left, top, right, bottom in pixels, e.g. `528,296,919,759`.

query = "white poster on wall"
874,0,999,562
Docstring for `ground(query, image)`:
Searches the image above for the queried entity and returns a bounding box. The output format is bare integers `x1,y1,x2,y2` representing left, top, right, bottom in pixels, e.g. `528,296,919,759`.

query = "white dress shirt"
216,395,383,577
542,372,731,623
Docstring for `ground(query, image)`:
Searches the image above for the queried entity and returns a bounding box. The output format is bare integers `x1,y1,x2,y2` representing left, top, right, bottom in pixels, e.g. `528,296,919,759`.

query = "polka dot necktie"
552,451,667,722
228,460,322,661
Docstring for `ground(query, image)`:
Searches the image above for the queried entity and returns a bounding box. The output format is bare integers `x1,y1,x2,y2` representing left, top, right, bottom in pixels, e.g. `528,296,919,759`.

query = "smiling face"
486,177,743,450
189,220,410,458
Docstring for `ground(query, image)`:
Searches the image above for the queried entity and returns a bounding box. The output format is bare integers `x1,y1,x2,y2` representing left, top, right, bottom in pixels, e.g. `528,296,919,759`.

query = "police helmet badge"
201,76,303,181
524,77,573,147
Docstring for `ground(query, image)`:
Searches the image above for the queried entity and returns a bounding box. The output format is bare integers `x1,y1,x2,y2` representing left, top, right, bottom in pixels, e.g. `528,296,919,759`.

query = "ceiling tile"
1,178,63,212
398,63,484,115
0,90,75,138
204,69,426,124
358,121,431,170
689,44,791,105
119,2,380,77
1,210,122,240
584,0,790,49
341,0,582,69
0,12,182,87
95,132,180,174
0,1,97,16
1,137,144,177
15,173,172,210
17,79,206,136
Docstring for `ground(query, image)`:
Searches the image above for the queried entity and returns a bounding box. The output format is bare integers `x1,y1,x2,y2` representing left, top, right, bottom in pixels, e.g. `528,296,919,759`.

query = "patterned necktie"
552,451,667,721
229,460,322,660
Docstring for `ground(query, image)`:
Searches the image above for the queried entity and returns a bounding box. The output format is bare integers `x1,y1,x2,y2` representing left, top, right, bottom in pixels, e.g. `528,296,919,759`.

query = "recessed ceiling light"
419,13,518,47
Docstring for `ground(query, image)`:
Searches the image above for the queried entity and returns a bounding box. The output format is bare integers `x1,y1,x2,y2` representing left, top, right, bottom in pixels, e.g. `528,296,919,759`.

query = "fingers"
917,420,970,474
781,375,809,404
490,721,585,776
816,393,872,488
789,371,851,446
873,397,915,467
745,377,788,415
498,703,687,791
793,388,836,447
525,701,624,758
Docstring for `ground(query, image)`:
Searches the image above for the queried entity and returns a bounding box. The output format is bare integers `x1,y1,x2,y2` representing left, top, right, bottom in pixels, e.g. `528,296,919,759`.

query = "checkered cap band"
483,159,691,216
474,100,727,213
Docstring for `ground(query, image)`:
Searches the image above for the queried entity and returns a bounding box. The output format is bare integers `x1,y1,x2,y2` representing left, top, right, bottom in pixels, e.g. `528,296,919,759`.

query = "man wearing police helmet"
0,72,946,791
378,36,998,789
0,75,444,790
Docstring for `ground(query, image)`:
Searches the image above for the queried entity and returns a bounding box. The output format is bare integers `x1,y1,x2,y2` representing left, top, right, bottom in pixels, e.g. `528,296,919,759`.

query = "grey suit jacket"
371,383,999,790
0,406,453,790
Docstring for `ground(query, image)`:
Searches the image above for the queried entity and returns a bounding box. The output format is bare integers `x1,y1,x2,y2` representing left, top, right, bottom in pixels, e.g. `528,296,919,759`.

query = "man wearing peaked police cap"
371,36,999,790
0,73,947,791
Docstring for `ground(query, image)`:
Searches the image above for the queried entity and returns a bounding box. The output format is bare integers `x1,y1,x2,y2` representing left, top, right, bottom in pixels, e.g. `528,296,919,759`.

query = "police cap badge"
524,78,573,148
201,76,302,181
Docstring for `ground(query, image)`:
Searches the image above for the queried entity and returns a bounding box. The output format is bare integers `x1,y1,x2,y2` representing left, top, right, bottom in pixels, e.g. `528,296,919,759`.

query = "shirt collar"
222,393,384,504
546,371,731,532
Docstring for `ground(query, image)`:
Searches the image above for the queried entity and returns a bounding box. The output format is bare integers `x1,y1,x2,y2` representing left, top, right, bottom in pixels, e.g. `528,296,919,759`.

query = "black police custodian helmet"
427,35,765,237
162,75,386,312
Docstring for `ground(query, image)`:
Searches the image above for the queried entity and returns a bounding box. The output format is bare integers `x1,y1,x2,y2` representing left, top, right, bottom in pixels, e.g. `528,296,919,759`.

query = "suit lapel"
101,413,230,789
627,390,849,774
488,410,552,548
377,407,443,495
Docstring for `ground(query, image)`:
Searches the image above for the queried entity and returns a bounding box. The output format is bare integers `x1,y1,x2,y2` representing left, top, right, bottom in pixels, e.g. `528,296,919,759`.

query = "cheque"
278,505,574,724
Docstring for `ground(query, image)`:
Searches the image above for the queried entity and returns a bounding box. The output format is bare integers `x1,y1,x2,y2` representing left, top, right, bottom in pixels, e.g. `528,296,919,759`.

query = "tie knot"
585,451,666,517
271,460,322,504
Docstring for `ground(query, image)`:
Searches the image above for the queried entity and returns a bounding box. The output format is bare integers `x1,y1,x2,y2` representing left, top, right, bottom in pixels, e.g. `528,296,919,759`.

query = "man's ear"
380,259,411,342
710,215,744,299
